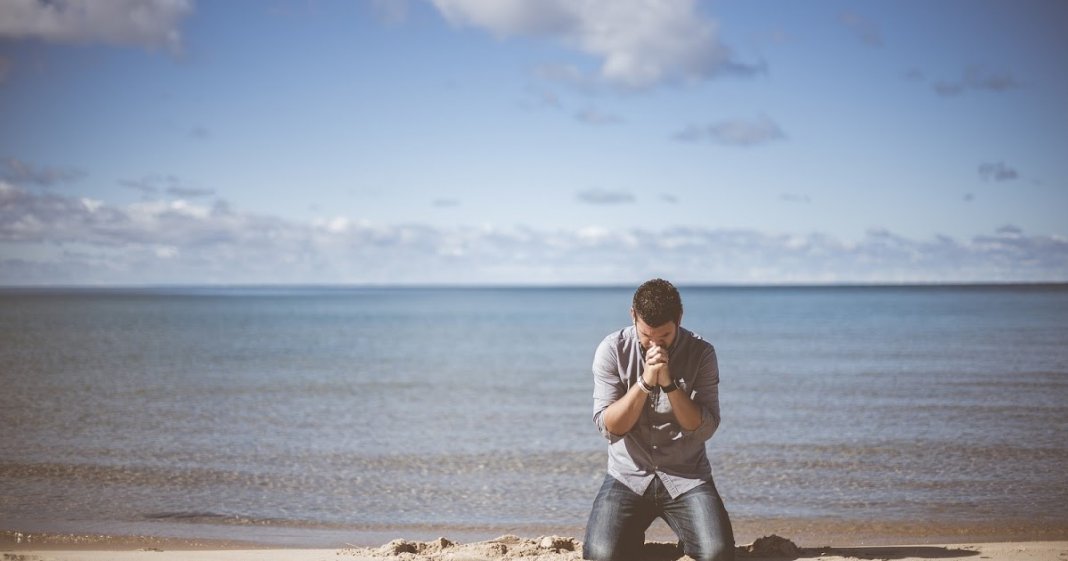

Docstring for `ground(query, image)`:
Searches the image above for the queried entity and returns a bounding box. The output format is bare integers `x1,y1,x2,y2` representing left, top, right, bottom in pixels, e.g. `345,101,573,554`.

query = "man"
583,279,734,561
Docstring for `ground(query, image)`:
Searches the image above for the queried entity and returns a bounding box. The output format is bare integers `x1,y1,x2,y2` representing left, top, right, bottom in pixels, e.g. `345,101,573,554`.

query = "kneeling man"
584,279,734,561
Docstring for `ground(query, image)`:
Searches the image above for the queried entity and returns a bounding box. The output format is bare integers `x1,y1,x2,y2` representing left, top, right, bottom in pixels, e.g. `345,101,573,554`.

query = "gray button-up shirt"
592,325,721,498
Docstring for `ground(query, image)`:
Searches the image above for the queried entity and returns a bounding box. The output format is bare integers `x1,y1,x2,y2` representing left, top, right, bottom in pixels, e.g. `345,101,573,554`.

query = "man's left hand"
645,343,671,386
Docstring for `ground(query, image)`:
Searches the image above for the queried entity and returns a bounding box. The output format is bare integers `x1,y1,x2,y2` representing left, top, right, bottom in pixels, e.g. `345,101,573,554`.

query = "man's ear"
630,308,637,323
676,311,684,326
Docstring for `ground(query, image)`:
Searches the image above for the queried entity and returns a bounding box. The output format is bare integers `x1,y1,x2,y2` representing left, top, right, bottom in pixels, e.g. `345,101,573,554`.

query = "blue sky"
1,0,1066,285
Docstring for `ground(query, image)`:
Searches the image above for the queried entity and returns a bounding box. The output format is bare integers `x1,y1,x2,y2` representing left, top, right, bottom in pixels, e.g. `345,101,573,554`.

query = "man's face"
632,312,678,351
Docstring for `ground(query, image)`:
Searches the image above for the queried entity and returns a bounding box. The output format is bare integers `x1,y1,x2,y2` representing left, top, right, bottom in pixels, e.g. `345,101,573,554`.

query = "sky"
1,0,1066,285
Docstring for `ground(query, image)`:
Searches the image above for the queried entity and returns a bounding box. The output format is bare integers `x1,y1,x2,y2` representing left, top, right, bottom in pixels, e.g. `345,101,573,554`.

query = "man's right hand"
644,343,670,386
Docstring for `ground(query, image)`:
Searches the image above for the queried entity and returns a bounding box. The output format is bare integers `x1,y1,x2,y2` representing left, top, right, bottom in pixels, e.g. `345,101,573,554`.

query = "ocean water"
1,285,1067,545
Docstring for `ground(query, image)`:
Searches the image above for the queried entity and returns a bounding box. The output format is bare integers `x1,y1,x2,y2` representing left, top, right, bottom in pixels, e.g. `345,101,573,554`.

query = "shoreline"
5,516,1068,550
4,516,1067,550
2,534,1067,561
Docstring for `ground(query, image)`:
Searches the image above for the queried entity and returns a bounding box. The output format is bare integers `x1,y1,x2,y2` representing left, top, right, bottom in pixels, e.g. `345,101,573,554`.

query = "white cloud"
780,193,811,204
574,107,623,126
317,217,351,234
431,0,573,36
674,116,785,147
429,0,757,90
79,197,103,213
979,161,1019,182
0,0,193,51
1,183,1066,285
188,125,211,140
2,158,85,187
371,0,409,24
932,66,1021,97
119,174,213,198
520,86,562,111
839,11,882,47
576,188,635,205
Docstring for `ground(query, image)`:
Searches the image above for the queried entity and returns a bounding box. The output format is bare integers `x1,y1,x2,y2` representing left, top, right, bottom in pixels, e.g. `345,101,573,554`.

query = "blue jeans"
583,474,735,561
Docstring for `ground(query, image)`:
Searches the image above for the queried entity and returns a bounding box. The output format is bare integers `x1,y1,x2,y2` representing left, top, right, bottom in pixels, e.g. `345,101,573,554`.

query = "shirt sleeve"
681,343,721,442
591,335,625,443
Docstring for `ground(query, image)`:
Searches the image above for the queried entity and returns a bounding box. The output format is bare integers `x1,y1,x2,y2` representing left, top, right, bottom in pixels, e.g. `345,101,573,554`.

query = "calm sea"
1,285,1067,545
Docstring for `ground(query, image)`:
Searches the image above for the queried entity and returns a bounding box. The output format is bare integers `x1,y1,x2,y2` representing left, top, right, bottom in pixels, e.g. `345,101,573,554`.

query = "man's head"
631,278,683,349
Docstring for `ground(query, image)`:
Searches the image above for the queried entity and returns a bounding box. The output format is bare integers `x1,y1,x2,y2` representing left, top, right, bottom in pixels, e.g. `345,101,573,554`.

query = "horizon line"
2,280,1067,292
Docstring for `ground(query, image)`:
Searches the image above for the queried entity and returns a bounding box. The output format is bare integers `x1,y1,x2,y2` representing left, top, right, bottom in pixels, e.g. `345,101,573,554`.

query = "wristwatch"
661,380,679,393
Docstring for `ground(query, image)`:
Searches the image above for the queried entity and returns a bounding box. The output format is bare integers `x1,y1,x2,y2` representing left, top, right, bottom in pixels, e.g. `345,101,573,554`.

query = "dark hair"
632,278,682,327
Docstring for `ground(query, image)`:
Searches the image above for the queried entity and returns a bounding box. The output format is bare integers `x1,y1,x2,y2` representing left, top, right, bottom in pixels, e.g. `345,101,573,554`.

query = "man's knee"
582,531,644,561
582,517,624,561
582,539,624,561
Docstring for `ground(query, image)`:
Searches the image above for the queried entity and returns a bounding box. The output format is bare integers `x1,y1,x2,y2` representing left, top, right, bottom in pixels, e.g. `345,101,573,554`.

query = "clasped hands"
642,342,672,387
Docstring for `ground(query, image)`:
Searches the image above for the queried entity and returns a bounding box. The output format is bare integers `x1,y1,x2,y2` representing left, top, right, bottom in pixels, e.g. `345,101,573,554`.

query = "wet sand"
3,532,1067,561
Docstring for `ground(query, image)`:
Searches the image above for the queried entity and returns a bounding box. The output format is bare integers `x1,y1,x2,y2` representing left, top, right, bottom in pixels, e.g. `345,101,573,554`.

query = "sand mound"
341,534,803,560
740,534,801,557
342,535,582,560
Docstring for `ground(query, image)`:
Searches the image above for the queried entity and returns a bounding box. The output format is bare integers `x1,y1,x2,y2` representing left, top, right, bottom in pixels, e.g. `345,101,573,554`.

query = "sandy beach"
4,533,1068,561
